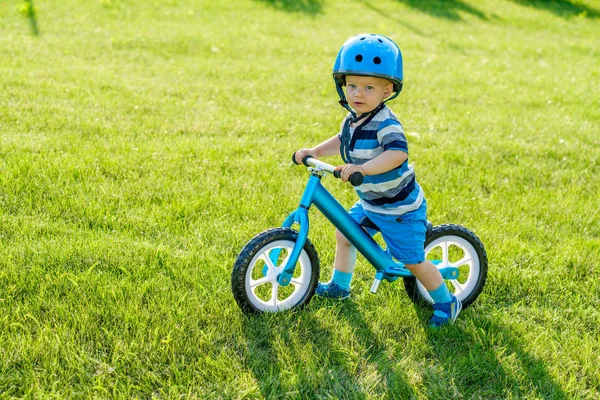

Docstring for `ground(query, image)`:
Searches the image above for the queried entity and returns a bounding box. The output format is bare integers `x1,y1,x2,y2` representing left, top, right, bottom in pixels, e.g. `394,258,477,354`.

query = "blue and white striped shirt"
338,106,423,215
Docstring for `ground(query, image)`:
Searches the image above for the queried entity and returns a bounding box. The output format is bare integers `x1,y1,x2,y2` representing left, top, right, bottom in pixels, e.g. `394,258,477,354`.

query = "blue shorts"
348,200,427,265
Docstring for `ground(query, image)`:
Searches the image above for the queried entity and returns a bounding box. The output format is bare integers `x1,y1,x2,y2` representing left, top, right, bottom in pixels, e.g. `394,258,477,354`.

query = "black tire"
403,224,488,308
231,228,320,314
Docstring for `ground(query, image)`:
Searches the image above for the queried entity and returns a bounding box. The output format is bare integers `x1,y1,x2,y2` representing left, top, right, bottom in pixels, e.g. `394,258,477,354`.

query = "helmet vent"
373,57,381,65
360,37,366,40
377,39,383,43
355,54,363,62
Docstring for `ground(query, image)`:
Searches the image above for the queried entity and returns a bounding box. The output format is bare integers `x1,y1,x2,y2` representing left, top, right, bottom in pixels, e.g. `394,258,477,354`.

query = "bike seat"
360,217,434,237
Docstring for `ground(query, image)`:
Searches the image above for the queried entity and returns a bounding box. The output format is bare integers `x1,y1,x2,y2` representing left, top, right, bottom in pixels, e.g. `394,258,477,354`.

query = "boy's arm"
294,135,340,164
337,150,407,182
361,149,407,175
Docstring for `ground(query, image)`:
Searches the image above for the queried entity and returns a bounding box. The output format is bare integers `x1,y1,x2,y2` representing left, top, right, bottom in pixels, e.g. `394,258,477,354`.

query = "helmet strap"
340,117,352,164
335,81,357,119
382,90,400,104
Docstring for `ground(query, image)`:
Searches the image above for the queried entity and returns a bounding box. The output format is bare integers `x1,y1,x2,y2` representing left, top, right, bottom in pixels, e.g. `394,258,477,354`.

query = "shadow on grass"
509,0,599,19
22,0,40,35
254,0,324,15
241,297,569,398
351,0,486,37
352,0,430,37
241,300,417,398
337,301,419,398
241,310,369,397
412,304,569,399
393,0,488,21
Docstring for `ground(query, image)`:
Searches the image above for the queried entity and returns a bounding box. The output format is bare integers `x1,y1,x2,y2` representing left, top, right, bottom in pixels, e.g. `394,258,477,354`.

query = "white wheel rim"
244,240,313,312
417,235,481,304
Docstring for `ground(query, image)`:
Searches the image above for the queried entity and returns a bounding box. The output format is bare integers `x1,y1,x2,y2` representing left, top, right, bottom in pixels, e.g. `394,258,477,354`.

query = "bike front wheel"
403,224,488,308
231,228,320,314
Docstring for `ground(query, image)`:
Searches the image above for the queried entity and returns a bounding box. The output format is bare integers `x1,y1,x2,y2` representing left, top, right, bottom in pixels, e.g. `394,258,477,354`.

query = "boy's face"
345,75,393,114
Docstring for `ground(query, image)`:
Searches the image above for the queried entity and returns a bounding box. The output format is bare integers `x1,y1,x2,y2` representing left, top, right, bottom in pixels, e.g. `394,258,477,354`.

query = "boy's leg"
404,260,444,293
373,202,461,326
315,231,355,298
333,228,357,276
316,203,372,299
404,260,453,305
405,261,461,327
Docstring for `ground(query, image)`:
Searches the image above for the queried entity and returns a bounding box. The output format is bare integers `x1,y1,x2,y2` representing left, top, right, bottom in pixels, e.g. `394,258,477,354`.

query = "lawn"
1,0,599,398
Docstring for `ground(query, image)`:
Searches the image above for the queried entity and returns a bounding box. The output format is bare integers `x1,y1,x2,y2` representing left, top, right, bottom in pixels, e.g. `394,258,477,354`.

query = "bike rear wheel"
231,228,320,314
403,224,488,308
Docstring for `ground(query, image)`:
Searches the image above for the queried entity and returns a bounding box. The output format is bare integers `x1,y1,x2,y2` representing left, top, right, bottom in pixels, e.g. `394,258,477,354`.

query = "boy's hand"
335,164,365,182
294,148,317,164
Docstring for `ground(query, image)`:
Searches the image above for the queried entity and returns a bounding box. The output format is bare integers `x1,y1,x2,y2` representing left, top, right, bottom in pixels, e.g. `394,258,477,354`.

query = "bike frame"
275,159,458,291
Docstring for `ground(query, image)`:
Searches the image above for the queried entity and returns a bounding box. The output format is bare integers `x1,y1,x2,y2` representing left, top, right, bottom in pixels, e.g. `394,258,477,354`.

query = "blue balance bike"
232,155,488,314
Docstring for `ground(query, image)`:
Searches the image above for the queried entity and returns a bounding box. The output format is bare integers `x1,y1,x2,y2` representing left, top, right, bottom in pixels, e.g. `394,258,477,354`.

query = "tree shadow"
393,0,489,21
23,0,40,35
241,299,417,398
508,0,599,19
353,0,431,37
254,0,324,15
412,304,569,398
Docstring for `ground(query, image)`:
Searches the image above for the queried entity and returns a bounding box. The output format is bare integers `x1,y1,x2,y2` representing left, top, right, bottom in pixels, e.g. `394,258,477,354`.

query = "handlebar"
292,152,364,187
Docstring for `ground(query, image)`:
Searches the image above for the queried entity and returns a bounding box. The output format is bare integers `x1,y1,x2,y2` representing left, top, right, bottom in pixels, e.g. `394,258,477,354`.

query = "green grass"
1,0,599,397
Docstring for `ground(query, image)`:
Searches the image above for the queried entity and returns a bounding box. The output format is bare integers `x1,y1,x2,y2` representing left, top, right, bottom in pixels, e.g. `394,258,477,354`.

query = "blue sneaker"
315,281,351,299
429,295,462,328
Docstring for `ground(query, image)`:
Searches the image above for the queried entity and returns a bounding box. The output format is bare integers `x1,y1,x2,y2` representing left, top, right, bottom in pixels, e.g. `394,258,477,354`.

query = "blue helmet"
333,33,403,93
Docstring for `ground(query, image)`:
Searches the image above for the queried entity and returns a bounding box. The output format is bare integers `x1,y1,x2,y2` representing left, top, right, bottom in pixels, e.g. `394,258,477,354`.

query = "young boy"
294,34,461,327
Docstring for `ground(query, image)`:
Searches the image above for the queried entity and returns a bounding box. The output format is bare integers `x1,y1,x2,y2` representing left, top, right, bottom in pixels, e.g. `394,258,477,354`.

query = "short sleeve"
377,119,408,153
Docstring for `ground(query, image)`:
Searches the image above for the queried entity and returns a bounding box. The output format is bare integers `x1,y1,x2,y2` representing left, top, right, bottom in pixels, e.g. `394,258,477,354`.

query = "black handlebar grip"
301,155,313,167
349,172,364,186
292,152,300,165
292,152,316,167
333,169,364,186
